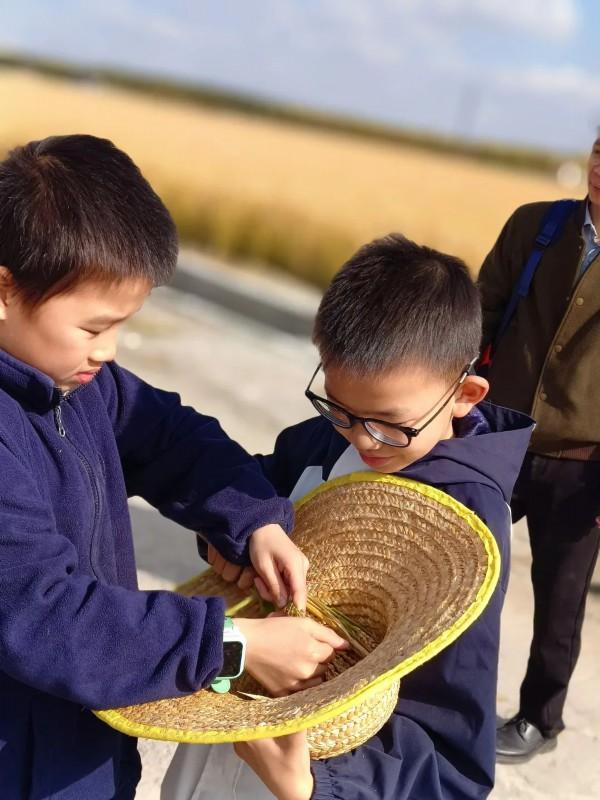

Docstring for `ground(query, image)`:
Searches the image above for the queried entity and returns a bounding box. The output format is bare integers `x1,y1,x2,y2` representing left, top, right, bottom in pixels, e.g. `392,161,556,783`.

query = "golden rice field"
0,69,581,285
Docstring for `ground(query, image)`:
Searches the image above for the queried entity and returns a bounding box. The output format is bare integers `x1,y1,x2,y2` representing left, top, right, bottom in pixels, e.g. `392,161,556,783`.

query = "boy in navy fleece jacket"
173,235,533,800
0,135,346,800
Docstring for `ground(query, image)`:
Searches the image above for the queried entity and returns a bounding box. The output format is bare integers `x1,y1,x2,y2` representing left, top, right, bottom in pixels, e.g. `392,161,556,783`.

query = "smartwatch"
210,617,247,693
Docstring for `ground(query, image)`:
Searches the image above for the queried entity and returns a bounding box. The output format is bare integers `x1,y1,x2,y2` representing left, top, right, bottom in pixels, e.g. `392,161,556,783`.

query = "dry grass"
285,598,375,659
0,69,579,283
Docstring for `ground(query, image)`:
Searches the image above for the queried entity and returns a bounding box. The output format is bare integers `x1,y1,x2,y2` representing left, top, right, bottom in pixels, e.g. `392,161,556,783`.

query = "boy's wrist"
231,618,257,673
296,774,314,800
211,617,247,693
282,762,314,800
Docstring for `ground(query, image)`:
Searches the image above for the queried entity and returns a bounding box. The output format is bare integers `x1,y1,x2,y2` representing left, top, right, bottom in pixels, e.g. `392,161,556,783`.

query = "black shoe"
496,717,557,764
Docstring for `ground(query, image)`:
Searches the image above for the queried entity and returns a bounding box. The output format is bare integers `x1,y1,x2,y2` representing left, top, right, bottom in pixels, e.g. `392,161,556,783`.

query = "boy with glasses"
164,234,534,800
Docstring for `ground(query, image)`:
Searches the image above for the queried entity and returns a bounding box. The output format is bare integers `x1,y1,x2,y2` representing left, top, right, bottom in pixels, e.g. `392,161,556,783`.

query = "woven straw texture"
95,473,500,758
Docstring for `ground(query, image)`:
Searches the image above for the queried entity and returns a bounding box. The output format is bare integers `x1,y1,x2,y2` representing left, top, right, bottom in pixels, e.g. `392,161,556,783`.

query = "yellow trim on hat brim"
94,472,501,743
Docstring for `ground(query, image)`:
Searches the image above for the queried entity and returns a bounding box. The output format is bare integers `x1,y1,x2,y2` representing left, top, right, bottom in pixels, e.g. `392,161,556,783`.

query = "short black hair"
0,134,178,305
313,234,481,378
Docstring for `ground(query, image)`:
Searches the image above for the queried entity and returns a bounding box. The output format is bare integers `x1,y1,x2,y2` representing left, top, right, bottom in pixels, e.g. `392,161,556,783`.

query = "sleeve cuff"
226,498,295,565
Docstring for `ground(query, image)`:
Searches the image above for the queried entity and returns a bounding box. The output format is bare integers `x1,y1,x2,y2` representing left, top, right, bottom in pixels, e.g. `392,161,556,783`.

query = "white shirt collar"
584,203,600,244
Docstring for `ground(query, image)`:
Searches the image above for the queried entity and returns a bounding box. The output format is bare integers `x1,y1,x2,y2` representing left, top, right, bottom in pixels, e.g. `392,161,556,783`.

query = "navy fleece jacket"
0,351,293,800
253,403,533,800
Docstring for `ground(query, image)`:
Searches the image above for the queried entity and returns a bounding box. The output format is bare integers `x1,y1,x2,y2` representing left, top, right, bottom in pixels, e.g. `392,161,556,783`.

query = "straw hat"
95,472,500,759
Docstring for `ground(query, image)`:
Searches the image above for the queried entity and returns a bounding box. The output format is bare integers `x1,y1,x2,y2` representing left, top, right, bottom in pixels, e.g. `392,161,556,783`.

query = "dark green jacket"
479,198,600,455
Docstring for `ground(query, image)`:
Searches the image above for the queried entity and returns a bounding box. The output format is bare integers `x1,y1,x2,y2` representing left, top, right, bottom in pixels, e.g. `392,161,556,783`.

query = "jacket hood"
401,401,534,503
314,401,534,505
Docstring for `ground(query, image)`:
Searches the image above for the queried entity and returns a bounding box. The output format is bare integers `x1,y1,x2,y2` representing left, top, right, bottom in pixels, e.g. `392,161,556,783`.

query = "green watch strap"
210,616,239,693
210,677,232,693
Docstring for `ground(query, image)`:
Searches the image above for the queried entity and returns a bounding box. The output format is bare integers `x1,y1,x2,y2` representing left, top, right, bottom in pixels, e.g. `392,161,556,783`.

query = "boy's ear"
0,267,15,320
452,375,489,418
0,267,12,319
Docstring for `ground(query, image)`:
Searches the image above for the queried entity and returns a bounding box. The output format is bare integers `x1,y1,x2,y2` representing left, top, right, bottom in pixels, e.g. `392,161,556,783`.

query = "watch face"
220,640,244,679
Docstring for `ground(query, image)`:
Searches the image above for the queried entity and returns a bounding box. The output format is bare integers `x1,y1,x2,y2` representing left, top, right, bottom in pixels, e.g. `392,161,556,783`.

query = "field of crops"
0,69,579,285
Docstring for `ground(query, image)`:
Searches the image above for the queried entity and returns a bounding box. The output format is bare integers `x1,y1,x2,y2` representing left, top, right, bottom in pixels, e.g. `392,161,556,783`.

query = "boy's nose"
347,423,381,451
90,333,118,364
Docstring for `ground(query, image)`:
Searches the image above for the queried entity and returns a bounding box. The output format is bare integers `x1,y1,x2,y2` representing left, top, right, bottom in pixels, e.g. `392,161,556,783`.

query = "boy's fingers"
270,677,323,697
254,576,273,603
257,559,287,608
294,675,325,691
211,552,227,576
309,620,349,650
208,550,245,584
286,558,308,612
310,642,339,665
237,567,257,591
221,561,243,583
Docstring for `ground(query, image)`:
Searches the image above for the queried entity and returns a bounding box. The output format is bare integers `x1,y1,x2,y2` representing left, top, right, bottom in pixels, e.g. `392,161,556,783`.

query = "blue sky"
2,0,598,153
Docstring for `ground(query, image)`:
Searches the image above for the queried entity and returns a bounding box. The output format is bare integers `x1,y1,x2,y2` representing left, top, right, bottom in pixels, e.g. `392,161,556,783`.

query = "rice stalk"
285,597,375,659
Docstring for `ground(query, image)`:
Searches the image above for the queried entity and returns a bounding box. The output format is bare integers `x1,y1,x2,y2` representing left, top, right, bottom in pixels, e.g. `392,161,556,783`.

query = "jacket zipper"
53,401,66,437
52,387,102,579
52,383,88,437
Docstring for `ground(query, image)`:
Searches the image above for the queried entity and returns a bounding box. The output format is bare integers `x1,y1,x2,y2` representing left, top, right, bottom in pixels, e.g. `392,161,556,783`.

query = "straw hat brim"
95,473,500,750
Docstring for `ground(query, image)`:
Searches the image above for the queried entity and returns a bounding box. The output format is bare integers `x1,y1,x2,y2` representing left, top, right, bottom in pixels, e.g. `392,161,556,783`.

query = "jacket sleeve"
98,363,294,565
310,483,510,800
478,207,528,348
196,419,318,561
253,428,296,496
0,437,227,710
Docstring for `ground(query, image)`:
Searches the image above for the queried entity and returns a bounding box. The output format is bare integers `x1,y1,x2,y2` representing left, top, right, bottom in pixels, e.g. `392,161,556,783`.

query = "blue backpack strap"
493,199,577,347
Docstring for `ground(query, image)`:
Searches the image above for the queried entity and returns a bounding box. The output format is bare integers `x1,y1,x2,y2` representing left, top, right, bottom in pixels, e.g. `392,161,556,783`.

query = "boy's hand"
234,731,313,800
248,523,309,610
207,544,257,591
234,616,348,696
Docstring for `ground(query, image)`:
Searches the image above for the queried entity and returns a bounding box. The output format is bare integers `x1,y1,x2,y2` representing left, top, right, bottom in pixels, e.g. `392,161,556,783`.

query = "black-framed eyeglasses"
305,358,477,448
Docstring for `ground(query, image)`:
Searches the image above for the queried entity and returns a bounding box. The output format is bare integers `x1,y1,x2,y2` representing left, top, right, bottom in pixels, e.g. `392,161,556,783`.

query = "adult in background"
478,133,600,763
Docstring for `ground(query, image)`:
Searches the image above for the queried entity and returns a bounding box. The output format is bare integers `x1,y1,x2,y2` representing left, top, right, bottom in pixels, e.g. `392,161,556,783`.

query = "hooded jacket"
254,402,533,800
0,351,293,800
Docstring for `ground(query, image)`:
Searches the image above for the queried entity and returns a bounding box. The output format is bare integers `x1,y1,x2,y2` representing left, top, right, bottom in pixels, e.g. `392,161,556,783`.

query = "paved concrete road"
116,285,599,800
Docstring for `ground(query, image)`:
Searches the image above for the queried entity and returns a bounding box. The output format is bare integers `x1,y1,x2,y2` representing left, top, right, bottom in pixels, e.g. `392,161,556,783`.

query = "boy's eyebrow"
84,314,128,325
325,387,412,420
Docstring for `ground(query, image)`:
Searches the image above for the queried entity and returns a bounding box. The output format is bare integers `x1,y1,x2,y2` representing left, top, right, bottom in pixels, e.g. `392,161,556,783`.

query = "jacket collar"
321,402,534,504
0,349,59,411
572,196,588,233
